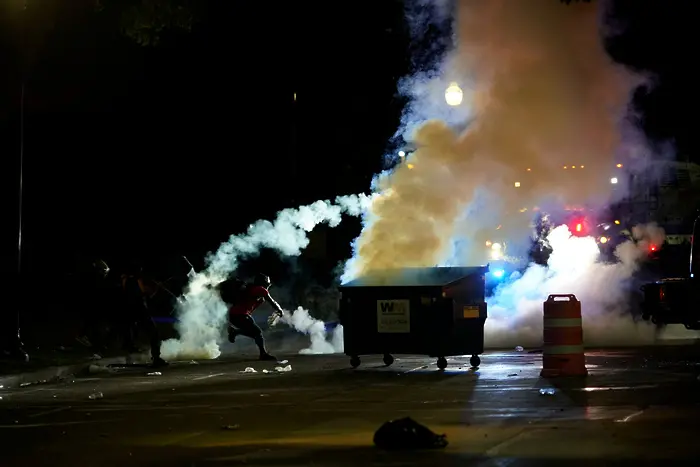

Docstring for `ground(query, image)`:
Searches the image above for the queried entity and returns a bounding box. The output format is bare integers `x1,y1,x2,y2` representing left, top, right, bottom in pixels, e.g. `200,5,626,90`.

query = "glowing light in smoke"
615,220,621,225
398,150,406,158
492,269,505,279
610,177,618,184
445,82,464,106
514,181,521,188
616,163,623,168
599,236,608,244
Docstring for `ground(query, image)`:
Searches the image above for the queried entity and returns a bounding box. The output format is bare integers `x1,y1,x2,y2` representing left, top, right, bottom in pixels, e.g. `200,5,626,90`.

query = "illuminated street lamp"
610,177,618,184
398,150,405,158
514,182,521,188
445,82,463,107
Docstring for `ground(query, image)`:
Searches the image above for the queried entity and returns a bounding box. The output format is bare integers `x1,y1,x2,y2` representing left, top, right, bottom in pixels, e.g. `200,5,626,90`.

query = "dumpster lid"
340,266,488,288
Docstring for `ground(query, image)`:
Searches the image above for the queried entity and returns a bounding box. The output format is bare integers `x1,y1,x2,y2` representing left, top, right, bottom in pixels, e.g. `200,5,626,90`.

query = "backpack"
373,417,448,450
216,278,249,306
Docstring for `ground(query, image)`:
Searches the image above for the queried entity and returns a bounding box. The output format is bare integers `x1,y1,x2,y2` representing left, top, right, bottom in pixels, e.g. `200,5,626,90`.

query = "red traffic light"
569,218,587,236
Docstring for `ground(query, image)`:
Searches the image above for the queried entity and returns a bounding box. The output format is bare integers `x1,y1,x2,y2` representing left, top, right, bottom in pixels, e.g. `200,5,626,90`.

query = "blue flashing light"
492,269,505,279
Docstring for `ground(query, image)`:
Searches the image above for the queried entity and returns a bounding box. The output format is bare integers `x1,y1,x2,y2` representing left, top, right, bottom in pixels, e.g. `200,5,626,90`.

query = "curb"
0,356,126,389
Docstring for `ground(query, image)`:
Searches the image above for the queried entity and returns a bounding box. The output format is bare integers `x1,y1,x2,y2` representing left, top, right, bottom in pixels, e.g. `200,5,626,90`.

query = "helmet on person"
253,273,271,288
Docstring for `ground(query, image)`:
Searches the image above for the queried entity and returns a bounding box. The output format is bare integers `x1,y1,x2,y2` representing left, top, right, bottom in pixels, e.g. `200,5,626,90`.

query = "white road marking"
28,407,71,418
0,418,124,429
615,410,645,423
193,373,226,381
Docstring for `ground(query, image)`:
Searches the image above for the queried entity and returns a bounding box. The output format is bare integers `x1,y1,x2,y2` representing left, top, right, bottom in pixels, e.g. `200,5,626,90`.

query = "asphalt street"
1,346,700,466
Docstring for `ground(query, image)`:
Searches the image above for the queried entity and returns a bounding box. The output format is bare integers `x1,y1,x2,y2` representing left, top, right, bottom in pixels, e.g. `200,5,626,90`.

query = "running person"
227,273,283,361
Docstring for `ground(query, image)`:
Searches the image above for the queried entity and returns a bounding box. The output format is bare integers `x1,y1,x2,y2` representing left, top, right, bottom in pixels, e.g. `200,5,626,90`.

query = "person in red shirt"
227,274,283,361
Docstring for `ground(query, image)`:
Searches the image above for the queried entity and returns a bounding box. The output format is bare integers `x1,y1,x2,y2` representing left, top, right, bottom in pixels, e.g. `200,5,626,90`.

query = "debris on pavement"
507,373,518,377
262,369,270,373
242,367,257,373
515,346,524,352
89,364,116,375
539,388,556,395
19,382,32,387
274,365,292,372
146,372,162,376
373,417,448,450
221,424,240,431
88,392,104,400
278,360,289,364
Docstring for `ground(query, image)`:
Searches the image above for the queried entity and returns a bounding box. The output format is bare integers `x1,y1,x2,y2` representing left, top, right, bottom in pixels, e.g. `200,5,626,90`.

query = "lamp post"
7,1,30,361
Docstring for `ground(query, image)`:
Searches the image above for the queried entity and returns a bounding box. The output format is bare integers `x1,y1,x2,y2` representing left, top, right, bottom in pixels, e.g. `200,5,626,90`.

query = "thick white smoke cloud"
160,195,372,361
486,224,668,348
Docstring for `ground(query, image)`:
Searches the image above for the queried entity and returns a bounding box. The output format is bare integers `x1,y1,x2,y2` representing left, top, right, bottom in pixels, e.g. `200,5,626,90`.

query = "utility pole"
7,1,30,362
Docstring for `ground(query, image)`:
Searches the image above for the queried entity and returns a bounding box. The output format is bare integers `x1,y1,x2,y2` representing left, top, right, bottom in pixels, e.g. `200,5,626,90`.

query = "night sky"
0,0,694,278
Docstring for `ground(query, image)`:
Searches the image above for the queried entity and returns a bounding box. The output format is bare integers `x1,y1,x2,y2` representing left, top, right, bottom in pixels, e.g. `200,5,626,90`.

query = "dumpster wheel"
470,355,481,367
383,354,394,366
350,356,361,368
437,357,447,370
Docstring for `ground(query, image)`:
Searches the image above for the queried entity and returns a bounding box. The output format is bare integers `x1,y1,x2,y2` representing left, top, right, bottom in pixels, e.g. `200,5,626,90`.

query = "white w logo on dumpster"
376,300,410,333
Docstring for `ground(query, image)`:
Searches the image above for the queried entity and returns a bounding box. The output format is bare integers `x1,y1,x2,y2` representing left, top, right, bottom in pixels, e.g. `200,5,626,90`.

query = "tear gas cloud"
160,195,372,361
486,224,670,348
345,0,637,280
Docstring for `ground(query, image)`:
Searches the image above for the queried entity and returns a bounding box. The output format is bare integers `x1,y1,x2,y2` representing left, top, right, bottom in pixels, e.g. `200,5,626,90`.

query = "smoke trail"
270,307,344,355
160,195,372,361
344,0,638,282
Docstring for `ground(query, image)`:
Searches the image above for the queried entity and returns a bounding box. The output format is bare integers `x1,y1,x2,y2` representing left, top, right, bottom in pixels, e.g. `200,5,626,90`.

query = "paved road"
1,347,700,466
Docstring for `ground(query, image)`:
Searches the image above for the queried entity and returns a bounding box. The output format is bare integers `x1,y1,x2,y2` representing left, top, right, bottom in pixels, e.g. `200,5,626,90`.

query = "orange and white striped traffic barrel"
541,294,588,378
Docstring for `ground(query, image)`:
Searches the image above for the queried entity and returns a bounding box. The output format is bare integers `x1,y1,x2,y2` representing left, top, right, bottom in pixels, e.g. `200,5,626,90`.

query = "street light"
398,150,405,158
610,177,618,184
445,82,463,107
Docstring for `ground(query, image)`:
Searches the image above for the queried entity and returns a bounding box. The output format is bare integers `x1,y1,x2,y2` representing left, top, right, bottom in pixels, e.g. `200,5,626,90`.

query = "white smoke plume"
485,223,673,348
269,307,344,355
160,195,372,361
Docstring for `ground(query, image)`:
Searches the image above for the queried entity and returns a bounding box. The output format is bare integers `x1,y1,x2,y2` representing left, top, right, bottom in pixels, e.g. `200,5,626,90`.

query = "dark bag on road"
373,417,448,450
216,278,249,306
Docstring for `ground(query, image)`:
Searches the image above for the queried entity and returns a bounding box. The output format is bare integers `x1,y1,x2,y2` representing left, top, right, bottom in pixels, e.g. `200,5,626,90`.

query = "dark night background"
0,0,695,295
